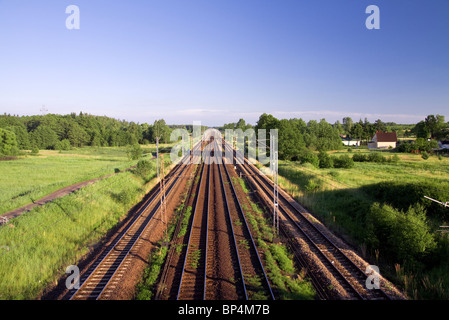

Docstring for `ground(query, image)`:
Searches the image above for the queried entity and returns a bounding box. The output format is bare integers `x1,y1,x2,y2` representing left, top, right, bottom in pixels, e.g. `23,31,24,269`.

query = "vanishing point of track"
175,139,274,300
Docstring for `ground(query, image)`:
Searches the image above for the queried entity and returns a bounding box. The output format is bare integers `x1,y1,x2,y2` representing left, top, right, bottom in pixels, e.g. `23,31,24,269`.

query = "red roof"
375,131,397,142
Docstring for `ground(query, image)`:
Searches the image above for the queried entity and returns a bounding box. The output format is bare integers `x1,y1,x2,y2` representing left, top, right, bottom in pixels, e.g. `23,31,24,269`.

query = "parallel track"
218,142,274,300
176,139,274,300
224,140,391,300
68,144,198,300
176,161,210,299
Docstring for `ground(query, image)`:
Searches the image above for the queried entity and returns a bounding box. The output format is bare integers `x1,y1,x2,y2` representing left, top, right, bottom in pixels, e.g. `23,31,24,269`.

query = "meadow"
274,149,449,299
0,145,168,215
0,144,173,299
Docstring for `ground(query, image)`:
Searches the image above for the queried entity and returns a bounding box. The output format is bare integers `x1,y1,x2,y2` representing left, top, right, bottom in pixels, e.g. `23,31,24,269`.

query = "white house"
341,136,360,147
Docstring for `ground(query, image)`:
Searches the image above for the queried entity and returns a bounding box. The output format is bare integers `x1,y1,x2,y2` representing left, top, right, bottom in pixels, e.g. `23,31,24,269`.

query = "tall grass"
275,152,449,299
236,178,315,300
0,161,160,300
0,147,141,215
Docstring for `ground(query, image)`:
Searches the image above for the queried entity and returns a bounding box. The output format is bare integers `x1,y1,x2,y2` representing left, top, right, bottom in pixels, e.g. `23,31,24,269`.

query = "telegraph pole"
156,137,160,180
159,154,167,242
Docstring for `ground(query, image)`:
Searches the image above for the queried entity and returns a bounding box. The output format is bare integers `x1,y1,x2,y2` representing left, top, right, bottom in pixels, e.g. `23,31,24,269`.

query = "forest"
0,112,179,156
220,113,449,162
1,112,448,160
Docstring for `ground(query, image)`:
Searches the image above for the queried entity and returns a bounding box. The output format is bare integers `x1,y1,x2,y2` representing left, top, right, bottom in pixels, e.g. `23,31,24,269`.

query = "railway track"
223,140,392,300
217,144,274,300
176,160,210,299
174,139,274,300
67,144,199,300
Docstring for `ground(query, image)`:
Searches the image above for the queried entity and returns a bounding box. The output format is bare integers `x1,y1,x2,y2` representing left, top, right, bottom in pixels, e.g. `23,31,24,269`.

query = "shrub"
366,203,436,265
421,151,430,160
352,153,368,162
305,178,322,192
333,155,354,168
318,151,333,168
368,152,386,163
389,154,400,163
127,143,143,160
397,141,410,153
134,159,155,180
299,152,319,168
55,139,71,151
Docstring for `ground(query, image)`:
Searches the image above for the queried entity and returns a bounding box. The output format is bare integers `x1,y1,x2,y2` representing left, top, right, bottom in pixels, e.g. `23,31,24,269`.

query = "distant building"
340,135,360,147
368,131,397,149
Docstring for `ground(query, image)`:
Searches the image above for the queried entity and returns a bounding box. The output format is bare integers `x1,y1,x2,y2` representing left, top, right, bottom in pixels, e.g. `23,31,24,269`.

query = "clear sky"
0,0,448,126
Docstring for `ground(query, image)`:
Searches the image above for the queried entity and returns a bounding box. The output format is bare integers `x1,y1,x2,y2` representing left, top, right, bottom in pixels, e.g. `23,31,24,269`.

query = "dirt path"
0,166,136,223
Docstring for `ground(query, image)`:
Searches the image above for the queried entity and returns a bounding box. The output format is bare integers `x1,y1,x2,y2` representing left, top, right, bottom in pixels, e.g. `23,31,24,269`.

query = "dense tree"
278,119,306,160
0,113,163,150
0,128,18,155
342,117,353,135
424,115,445,139
31,125,59,149
152,119,171,143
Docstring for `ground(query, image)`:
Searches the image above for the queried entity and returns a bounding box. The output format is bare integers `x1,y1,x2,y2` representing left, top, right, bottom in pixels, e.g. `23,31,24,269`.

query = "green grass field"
0,145,172,215
0,144,174,299
274,150,449,299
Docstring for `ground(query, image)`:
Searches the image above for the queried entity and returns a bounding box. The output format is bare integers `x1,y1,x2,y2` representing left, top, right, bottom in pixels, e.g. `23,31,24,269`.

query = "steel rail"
176,143,211,300
215,141,248,300
223,141,365,299
68,144,197,300
225,140,391,300
220,141,275,300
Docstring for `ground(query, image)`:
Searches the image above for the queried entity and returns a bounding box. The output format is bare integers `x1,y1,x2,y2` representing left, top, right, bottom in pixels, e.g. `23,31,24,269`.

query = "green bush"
421,151,430,160
318,151,333,168
352,153,368,162
366,203,436,266
55,139,71,151
299,152,319,168
134,159,155,181
368,152,386,163
397,141,413,153
127,143,143,160
333,155,354,168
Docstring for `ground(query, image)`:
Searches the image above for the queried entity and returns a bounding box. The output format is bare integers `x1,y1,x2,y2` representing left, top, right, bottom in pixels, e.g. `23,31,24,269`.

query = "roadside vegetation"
222,112,449,300
0,145,172,299
275,151,449,299
236,177,316,300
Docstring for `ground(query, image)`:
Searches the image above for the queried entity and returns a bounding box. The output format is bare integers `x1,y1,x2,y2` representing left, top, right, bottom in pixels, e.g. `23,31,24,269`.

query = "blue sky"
0,0,448,126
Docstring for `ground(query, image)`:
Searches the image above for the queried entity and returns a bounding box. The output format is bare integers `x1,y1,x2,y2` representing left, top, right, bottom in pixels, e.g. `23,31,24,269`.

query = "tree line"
219,113,449,162
0,113,179,156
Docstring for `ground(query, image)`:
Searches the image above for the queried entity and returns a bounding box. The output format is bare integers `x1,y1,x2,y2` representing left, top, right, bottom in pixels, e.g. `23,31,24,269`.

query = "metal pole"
156,137,159,179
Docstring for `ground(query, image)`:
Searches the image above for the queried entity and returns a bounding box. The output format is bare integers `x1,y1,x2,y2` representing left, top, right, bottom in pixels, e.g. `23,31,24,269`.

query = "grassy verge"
275,151,449,299
236,177,315,300
0,154,171,300
0,144,174,216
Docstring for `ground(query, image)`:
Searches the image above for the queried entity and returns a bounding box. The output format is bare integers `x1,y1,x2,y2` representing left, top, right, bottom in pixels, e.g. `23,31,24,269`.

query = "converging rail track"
223,139,392,300
175,138,274,300
67,143,200,300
